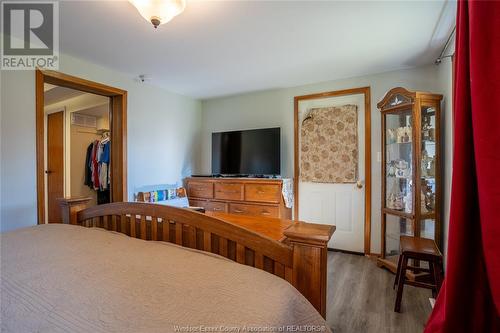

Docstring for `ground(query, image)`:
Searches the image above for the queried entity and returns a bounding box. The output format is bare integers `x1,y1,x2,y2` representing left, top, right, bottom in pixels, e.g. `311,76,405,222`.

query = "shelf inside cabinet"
382,208,414,219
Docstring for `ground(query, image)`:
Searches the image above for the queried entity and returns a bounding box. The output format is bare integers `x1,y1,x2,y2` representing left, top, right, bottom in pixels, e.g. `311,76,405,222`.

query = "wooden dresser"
184,177,292,219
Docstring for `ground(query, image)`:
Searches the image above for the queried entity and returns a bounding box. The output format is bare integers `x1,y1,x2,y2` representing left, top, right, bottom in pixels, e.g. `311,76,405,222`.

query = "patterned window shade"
300,104,358,183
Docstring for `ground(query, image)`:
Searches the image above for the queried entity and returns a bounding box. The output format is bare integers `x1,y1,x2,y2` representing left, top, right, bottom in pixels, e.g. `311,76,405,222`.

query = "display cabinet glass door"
420,106,437,217
385,109,413,214
385,215,414,257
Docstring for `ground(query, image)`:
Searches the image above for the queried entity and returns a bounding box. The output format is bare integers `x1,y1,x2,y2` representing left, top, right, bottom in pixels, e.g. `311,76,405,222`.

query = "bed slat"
255,253,264,269
204,232,212,252
187,225,196,248
274,262,285,279
175,222,183,246
111,215,117,231
120,215,127,235
162,220,170,242
236,244,245,264
219,237,228,257
140,215,146,240
130,215,136,237
151,217,158,240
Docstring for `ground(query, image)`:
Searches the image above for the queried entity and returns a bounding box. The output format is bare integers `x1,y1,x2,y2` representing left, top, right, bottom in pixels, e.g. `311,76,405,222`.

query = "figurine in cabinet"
421,150,436,178
422,179,435,212
396,126,412,143
387,128,397,144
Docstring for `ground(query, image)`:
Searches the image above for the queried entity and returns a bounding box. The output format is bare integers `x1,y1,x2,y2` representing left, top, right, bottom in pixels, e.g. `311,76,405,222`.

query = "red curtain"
424,0,500,332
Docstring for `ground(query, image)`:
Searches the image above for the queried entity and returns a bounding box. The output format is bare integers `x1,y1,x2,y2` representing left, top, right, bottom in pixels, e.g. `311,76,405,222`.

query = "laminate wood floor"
326,252,432,333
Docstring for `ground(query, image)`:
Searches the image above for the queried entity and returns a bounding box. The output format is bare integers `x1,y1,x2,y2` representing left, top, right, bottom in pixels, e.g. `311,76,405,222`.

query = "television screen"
212,128,280,176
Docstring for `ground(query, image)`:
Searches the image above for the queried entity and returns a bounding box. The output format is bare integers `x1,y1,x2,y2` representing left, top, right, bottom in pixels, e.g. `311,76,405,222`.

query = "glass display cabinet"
377,87,443,273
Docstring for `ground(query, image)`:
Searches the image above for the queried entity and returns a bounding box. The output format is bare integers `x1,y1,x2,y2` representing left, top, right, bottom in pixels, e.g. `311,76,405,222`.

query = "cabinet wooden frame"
377,87,443,273
36,69,128,224
294,87,372,255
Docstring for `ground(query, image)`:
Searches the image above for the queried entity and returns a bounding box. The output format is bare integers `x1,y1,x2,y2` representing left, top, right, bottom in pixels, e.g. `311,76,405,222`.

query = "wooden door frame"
293,87,372,255
36,69,128,225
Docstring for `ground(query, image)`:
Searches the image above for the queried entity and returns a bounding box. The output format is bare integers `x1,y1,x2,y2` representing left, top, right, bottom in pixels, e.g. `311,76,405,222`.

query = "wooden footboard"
59,198,334,317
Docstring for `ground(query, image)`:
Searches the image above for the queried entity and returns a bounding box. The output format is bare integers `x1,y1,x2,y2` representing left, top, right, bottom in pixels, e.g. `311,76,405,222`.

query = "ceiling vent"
71,113,97,128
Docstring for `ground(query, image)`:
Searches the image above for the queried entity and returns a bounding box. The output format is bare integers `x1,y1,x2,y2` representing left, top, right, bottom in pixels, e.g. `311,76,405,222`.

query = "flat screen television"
212,127,280,176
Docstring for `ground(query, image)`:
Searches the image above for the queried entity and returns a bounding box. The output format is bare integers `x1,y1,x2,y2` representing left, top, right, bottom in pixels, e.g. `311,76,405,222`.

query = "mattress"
1,224,330,333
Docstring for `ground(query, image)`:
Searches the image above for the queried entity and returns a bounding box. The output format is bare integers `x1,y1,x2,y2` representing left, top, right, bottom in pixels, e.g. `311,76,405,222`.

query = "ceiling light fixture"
129,0,186,29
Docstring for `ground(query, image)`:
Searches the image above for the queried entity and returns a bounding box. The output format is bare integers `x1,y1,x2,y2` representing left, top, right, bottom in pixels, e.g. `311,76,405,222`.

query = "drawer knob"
234,209,244,213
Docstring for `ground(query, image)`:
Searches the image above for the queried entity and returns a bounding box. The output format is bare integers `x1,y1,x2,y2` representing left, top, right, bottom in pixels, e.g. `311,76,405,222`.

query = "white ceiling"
44,84,87,105
59,1,456,99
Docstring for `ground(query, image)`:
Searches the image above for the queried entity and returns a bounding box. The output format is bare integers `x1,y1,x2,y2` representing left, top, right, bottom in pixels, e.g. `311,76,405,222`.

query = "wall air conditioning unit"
71,113,97,128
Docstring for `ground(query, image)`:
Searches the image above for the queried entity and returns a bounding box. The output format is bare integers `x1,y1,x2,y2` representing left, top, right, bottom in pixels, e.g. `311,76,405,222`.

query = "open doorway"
44,84,111,222
36,70,127,225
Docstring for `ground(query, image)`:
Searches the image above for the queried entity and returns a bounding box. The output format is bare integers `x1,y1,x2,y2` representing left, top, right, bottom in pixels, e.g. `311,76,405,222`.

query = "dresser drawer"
189,199,207,208
187,182,214,199
214,183,244,201
229,203,279,218
205,201,228,213
244,184,281,203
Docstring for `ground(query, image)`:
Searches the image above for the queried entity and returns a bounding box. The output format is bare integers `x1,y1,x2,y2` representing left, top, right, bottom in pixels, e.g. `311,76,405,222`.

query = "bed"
1,200,334,332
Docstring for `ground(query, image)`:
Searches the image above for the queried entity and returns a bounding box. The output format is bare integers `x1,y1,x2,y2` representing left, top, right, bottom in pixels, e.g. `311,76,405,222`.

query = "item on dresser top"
135,184,189,208
281,178,294,208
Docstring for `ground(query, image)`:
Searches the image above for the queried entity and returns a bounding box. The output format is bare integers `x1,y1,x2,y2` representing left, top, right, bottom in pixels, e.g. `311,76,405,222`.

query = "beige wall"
200,64,453,255
70,125,100,206
436,41,455,260
1,52,202,232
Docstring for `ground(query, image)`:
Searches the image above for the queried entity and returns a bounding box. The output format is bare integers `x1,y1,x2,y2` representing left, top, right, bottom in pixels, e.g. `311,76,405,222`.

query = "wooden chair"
394,236,444,312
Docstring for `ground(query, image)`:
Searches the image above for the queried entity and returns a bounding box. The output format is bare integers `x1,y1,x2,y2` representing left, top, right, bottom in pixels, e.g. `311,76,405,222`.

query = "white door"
298,94,365,252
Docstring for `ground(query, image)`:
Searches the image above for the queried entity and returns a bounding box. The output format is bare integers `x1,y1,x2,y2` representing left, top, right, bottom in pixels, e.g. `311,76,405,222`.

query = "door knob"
356,180,363,189
45,170,52,174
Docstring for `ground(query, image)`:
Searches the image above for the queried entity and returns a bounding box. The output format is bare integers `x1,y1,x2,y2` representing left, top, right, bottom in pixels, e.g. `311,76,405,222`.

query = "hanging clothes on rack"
98,133,110,190
84,132,111,204
84,143,94,188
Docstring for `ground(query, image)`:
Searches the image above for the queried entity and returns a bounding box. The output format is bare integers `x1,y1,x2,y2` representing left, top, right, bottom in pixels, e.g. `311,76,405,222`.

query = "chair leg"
394,255,408,312
394,254,403,290
434,261,444,293
429,261,437,298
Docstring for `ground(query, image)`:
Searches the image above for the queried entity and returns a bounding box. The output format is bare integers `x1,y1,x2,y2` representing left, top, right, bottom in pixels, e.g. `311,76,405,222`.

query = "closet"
71,108,111,206
84,130,111,204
